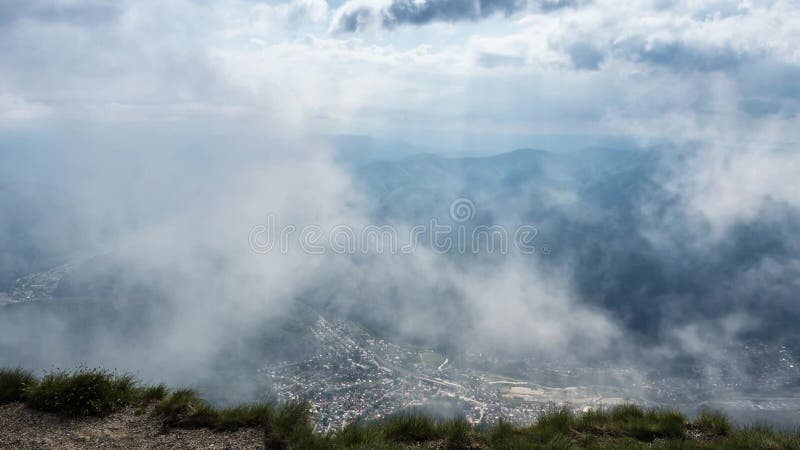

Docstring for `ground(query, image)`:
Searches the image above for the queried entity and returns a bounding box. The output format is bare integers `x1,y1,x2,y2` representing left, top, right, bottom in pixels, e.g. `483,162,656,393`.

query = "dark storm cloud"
383,0,525,27
333,0,585,32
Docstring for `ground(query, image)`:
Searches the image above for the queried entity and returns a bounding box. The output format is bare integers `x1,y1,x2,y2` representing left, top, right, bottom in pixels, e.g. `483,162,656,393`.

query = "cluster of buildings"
264,314,629,431
2,263,72,303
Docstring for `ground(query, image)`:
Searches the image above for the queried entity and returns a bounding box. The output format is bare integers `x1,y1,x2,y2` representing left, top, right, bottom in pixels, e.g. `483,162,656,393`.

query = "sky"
1,0,798,151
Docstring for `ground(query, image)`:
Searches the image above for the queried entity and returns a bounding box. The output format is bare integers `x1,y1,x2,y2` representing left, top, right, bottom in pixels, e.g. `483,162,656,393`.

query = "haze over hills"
352,147,800,345
1,141,798,427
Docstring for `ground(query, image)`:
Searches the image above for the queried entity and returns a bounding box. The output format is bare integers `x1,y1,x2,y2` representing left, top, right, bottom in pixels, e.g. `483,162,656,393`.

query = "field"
419,351,446,368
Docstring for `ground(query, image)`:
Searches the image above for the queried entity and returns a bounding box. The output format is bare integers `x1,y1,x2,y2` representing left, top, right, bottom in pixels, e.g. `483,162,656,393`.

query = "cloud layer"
331,0,538,32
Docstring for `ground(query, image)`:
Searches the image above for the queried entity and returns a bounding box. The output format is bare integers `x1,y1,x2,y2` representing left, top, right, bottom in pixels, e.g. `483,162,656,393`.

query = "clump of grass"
725,424,800,450
153,388,219,429
379,411,441,443
25,368,137,417
612,406,685,441
531,406,575,437
134,383,169,405
333,421,387,448
263,402,319,449
693,409,732,437
486,404,686,448
0,368,38,404
332,412,479,449
154,389,281,433
500,407,579,447
488,419,525,447
572,404,685,441
215,403,274,431
441,418,472,450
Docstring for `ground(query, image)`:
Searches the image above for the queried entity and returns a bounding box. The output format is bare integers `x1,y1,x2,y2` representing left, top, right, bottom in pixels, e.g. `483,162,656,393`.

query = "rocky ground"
0,403,263,449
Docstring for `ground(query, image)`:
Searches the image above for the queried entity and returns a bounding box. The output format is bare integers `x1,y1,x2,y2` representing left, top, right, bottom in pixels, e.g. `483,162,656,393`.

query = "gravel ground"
0,403,263,449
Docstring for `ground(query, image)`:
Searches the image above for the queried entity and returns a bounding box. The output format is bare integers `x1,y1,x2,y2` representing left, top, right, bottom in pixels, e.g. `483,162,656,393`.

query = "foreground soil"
0,403,263,449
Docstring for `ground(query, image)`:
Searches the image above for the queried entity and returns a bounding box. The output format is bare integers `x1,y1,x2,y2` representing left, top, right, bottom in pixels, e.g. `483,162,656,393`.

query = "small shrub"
26,368,136,417
0,368,37,404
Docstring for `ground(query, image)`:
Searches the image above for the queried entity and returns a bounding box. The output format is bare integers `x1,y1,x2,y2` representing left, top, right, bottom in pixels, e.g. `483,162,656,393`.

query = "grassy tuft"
152,388,219,429
441,418,472,450
379,411,441,443
332,421,387,448
134,383,169,405
25,368,137,417
153,389,289,433
486,404,687,449
571,404,685,441
694,409,732,437
724,424,800,450
263,402,319,449
0,368,37,404
531,406,575,437
215,403,274,431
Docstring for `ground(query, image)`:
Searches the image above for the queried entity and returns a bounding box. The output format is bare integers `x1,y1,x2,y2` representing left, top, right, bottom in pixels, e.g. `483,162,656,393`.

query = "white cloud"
0,0,798,146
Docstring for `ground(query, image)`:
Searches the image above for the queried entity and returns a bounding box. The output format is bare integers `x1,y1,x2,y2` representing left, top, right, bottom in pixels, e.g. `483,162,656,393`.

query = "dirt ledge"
0,403,263,449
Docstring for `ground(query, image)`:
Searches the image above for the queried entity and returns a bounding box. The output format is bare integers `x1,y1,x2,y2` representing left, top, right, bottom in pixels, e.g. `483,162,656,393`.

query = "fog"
1,123,798,425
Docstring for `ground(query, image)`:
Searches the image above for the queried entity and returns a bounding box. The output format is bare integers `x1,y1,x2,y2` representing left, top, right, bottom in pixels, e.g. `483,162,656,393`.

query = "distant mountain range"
344,147,800,347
